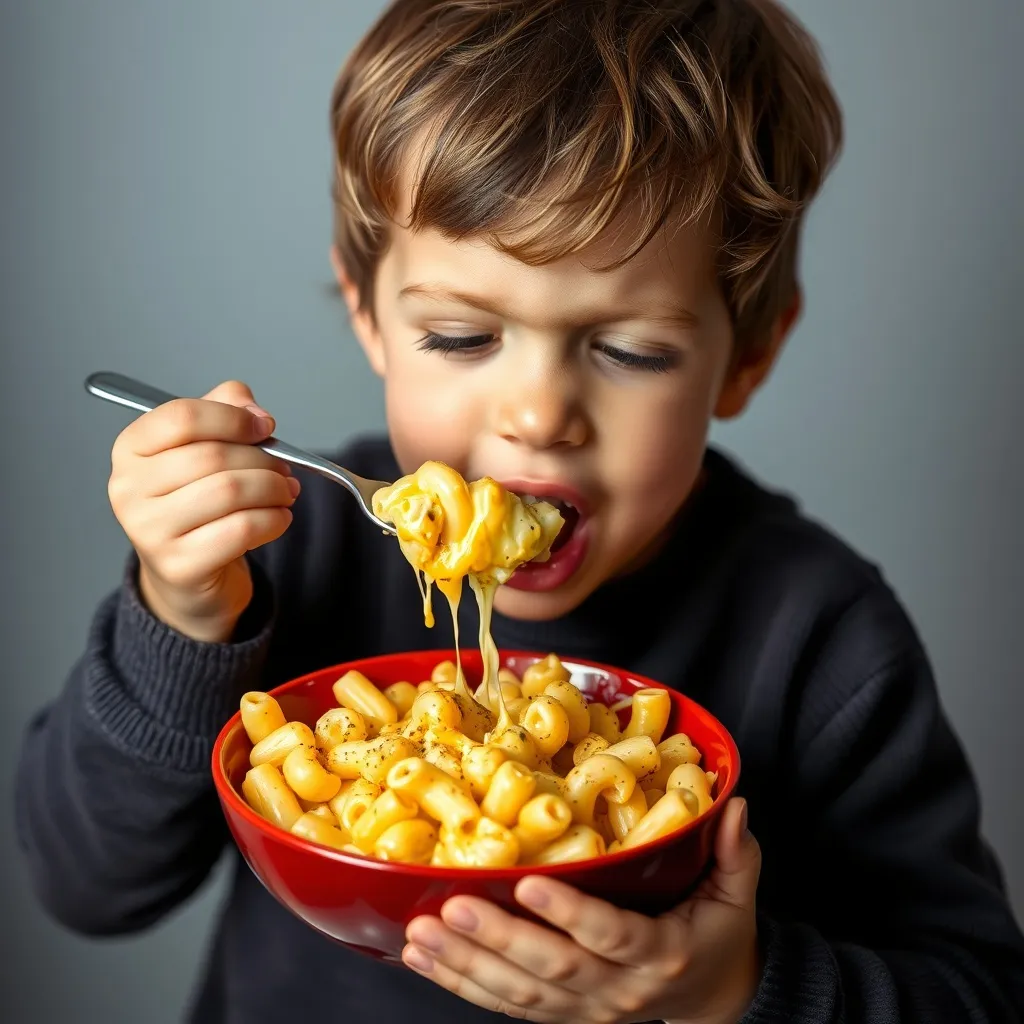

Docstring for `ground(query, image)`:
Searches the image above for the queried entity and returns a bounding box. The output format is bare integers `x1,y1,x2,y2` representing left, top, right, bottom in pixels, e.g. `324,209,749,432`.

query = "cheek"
601,384,712,502
382,360,478,474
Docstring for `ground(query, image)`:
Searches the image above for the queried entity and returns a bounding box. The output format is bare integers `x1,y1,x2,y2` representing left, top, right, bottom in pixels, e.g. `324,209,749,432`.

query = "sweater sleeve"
13,555,275,936
740,597,1024,1022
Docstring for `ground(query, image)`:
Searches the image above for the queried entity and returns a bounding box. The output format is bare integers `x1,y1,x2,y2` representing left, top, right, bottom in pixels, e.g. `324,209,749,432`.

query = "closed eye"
594,343,677,374
416,332,495,355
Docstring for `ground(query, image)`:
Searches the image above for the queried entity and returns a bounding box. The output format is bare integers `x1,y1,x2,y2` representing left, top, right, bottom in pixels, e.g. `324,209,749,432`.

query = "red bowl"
212,649,740,963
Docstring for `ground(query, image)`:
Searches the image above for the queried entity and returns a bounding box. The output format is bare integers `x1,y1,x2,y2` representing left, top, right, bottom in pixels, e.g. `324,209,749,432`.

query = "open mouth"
521,494,581,553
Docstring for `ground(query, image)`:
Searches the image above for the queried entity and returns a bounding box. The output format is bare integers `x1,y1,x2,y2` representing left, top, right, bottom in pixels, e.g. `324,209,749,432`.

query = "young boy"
15,1,1024,1021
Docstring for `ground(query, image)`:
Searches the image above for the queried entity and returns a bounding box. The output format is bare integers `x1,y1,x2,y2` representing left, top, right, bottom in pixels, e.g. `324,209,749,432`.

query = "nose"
492,365,589,451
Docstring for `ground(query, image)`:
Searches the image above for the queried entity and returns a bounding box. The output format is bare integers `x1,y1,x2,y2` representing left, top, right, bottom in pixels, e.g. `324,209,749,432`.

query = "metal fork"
84,372,396,534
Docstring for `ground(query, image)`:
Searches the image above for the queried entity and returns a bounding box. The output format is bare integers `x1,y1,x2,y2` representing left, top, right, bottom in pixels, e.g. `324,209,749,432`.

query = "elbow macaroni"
236,466,719,865
238,652,718,865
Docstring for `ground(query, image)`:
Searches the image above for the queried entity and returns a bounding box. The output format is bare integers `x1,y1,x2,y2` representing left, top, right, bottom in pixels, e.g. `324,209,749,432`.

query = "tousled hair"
330,0,842,354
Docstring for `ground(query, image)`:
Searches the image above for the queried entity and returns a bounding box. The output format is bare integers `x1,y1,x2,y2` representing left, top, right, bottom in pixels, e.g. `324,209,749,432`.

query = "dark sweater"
14,438,1024,1023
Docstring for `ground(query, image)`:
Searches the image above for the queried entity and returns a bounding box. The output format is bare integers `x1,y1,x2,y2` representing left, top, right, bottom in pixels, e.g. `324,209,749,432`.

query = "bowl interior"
217,648,738,868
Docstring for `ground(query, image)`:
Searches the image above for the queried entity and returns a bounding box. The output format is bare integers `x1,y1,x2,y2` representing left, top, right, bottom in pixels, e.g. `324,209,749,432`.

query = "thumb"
700,798,761,912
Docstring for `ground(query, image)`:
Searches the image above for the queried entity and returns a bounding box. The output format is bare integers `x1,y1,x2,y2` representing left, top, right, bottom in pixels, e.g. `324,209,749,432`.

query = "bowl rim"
211,648,741,880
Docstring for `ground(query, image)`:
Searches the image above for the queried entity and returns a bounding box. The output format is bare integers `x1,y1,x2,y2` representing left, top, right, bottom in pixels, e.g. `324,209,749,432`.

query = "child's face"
337,190,789,622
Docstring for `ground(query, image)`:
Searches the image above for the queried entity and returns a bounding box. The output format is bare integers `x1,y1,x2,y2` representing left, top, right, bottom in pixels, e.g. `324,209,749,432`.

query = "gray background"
1,1,1021,1020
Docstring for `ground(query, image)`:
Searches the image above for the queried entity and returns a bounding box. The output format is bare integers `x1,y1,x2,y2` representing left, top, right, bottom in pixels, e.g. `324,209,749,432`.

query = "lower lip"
504,519,590,592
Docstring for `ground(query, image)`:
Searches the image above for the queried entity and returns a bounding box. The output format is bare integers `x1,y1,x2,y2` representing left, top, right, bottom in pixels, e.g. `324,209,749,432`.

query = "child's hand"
404,798,760,1024
107,380,298,642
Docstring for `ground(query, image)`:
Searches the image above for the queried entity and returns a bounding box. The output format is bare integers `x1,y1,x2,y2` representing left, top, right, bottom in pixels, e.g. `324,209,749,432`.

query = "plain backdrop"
1,1,1021,1021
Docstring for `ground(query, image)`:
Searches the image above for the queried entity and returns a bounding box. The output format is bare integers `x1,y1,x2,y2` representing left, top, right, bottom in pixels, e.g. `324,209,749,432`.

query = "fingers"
159,507,295,587
404,917,601,1024
434,897,611,992
115,383,273,460
133,441,291,498
150,469,299,538
514,876,668,966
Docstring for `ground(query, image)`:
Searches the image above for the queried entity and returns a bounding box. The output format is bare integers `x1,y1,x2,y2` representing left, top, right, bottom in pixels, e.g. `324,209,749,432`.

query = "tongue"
549,505,580,553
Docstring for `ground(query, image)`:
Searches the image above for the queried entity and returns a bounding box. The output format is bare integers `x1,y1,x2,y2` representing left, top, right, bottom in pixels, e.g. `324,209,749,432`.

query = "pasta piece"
462,744,507,800
383,681,419,719
374,819,438,864
240,692,287,745
314,707,368,751
646,733,701,789
622,688,671,744
643,787,665,809
606,786,649,842
587,702,621,744
291,811,349,850
350,789,419,852
431,660,458,684
521,654,571,698
563,753,636,826
602,735,660,780
521,694,571,758
572,732,610,765
442,817,519,868
619,790,695,850
303,803,338,824
512,793,573,860
282,745,342,803
525,823,605,865
387,757,481,832
249,722,316,769
325,735,419,785
486,724,543,769
332,670,400,734
242,763,303,831
666,762,715,816
423,739,471,789
335,778,382,835
480,760,536,826
543,680,590,743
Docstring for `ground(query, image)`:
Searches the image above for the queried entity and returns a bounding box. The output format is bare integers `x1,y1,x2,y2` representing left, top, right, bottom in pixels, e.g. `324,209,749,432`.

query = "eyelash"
416,333,677,374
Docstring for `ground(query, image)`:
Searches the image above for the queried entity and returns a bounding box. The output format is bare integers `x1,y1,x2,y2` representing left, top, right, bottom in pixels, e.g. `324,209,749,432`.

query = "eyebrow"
398,283,700,329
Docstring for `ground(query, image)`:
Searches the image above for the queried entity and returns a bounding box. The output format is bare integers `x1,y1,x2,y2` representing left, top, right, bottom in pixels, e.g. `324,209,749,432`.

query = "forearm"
14,559,274,935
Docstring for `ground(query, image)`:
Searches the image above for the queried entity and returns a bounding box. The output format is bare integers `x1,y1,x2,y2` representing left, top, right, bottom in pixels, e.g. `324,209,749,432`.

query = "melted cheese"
372,461,563,731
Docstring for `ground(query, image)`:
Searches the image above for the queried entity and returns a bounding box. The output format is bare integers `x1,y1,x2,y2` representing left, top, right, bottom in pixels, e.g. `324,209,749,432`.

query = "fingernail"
246,404,274,436
517,882,549,911
739,800,749,836
445,904,478,933
403,946,434,973
287,477,301,497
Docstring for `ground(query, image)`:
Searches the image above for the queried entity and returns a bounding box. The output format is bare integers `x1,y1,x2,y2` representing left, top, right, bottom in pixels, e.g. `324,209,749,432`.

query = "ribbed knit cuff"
83,555,275,772
739,914,840,1023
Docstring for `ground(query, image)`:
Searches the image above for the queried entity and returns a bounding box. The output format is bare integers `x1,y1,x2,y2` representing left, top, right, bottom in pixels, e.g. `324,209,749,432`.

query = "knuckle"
540,956,578,984
212,472,246,504
657,951,688,981
592,924,632,959
164,399,201,440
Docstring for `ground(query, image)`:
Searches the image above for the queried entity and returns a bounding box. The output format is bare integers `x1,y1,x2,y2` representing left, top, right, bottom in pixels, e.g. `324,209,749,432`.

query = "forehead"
386,147,720,314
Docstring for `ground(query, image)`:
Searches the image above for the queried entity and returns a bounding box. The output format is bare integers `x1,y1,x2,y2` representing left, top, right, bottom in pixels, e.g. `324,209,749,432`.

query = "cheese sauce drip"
372,461,564,720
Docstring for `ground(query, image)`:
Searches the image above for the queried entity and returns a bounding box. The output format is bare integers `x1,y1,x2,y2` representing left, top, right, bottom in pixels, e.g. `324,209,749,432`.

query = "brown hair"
330,0,842,356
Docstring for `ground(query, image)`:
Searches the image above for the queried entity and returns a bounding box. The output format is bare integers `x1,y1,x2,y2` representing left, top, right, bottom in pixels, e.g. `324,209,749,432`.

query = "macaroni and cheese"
237,464,718,865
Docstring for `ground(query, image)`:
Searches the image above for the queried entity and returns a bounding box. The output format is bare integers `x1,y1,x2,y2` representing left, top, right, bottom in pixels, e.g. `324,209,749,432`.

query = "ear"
714,287,802,420
330,245,386,377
